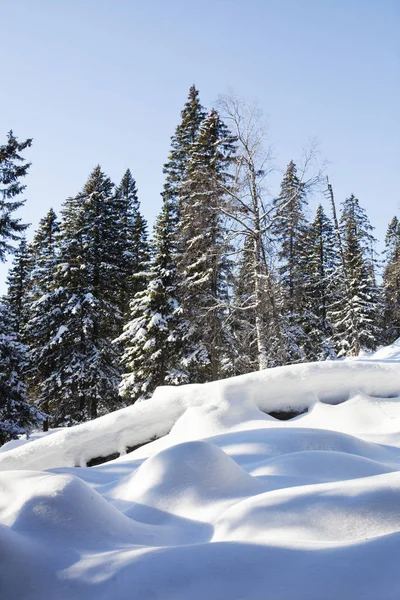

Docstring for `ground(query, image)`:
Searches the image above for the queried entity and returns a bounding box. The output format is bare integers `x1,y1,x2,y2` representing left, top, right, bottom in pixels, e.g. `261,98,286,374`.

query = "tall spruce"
382,216,400,343
30,167,121,425
272,161,313,362
0,302,42,445
5,238,32,336
24,209,61,416
162,85,207,212
330,194,380,355
114,169,149,320
177,109,236,381
118,198,187,402
0,131,31,261
303,205,338,359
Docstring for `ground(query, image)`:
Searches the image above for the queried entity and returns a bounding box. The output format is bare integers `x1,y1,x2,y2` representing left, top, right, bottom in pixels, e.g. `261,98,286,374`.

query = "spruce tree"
0,302,42,445
177,109,236,381
30,167,122,425
382,216,400,343
0,131,31,261
5,238,32,336
303,205,338,359
162,85,207,212
330,194,381,355
114,169,150,320
272,161,313,362
118,198,188,402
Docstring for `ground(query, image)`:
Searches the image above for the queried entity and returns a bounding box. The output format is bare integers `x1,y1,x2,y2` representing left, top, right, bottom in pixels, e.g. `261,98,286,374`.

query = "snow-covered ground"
1,342,400,599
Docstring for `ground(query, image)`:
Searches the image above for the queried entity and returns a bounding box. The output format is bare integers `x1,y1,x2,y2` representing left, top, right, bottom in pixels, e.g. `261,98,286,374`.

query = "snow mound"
1,342,400,598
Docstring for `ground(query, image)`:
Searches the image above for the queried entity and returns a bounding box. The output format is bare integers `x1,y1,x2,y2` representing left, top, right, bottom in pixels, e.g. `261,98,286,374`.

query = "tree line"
1,86,399,444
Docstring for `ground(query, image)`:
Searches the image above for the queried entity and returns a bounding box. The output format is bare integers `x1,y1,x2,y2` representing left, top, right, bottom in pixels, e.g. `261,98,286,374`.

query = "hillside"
1,342,400,599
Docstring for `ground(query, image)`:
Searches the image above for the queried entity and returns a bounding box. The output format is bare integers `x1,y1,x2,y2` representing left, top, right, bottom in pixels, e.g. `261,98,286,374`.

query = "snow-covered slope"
1,342,400,599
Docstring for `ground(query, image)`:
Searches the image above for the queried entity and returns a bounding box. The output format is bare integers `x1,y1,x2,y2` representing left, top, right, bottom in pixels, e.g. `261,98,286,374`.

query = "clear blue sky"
1,0,399,290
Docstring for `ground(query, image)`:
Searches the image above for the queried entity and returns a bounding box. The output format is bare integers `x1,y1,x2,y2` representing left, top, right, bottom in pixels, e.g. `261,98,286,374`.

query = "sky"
1,0,399,291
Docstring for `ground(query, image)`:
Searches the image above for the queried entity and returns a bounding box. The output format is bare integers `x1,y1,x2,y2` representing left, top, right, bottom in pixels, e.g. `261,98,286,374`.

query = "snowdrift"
1,341,400,599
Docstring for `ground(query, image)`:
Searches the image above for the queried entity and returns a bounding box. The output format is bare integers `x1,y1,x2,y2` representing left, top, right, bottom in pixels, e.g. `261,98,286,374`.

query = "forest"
1,86,399,444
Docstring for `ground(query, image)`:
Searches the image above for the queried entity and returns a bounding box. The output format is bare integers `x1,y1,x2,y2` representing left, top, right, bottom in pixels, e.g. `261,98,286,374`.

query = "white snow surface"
2,341,400,599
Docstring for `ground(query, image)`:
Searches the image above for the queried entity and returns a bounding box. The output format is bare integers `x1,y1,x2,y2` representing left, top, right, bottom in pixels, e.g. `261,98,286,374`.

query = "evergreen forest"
1,86,399,444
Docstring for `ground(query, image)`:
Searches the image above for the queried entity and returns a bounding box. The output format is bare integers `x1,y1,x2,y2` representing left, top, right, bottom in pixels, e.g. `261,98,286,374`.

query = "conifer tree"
118,198,188,402
303,205,338,359
23,209,61,416
0,302,42,445
272,161,313,362
30,167,122,425
5,238,32,336
0,131,31,261
28,208,60,299
162,85,207,212
382,216,400,343
330,194,381,355
177,109,236,381
114,169,149,319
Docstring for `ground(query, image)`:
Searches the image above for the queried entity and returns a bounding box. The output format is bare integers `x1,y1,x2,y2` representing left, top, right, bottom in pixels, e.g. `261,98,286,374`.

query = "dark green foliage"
0,131,31,261
114,169,150,319
0,302,42,444
118,198,188,402
383,216,400,343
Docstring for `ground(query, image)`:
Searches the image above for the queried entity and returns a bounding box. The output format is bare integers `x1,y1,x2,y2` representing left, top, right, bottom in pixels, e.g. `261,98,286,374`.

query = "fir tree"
303,205,338,359
177,109,236,381
162,85,207,212
0,302,42,445
30,167,122,425
114,169,149,319
272,161,313,362
0,131,31,261
382,216,400,343
5,238,32,336
331,194,381,355
23,209,61,417
118,198,187,402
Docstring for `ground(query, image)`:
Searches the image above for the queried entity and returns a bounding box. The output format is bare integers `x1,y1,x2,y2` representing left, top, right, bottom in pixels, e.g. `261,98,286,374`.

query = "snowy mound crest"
1,342,400,599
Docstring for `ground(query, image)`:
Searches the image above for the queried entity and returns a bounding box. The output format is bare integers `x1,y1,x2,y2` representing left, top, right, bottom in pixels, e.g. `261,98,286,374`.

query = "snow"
1,342,400,598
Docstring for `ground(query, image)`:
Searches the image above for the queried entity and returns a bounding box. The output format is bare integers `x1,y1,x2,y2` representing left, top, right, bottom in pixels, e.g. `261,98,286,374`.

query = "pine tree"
303,205,338,359
29,208,60,300
0,302,42,445
29,167,122,425
271,161,313,362
177,109,236,381
23,209,61,417
0,131,31,261
114,169,149,320
162,85,207,212
382,216,400,343
5,238,32,336
118,198,188,402
331,194,381,355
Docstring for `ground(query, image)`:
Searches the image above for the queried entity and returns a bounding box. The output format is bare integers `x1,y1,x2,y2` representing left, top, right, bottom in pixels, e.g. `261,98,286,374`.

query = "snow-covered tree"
29,167,122,425
218,95,286,371
0,131,31,261
118,198,188,402
330,194,381,355
0,302,42,445
113,169,149,320
177,109,236,381
382,216,400,344
271,161,314,362
163,85,207,213
4,238,32,336
303,204,338,359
